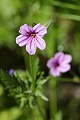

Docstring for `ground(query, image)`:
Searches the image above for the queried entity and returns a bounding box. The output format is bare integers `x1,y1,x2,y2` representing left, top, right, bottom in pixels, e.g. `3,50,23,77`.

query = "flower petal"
16,35,32,47
33,23,41,31
53,52,64,63
63,54,72,64
37,28,47,37
35,35,46,50
46,58,54,68
19,24,33,35
26,38,36,55
9,69,14,76
50,68,60,77
16,35,27,44
33,23,47,37
57,64,71,73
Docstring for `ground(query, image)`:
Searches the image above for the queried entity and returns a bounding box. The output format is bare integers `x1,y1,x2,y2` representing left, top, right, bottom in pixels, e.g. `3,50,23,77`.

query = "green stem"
35,98,46,120
22,48,46,119
49,76,57,119
29,55,35,92
29,56,46,119
29,55,33,77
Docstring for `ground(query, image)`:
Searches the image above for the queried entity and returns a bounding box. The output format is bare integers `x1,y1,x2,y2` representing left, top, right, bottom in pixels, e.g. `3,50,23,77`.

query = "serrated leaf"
13,72,28,90
8,86,22,96
36,71,44,85
35,90,49,101
0,69,27,97
41,94,49,101
20,97,27,108
26,70,32,82
0,69,19,89
36,71,44,80
29,96,34,109
37,77,49,87
15,93,24,98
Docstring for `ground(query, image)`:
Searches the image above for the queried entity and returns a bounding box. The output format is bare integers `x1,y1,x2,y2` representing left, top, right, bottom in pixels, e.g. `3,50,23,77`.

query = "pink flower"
16,23,47,55
47,52,72,77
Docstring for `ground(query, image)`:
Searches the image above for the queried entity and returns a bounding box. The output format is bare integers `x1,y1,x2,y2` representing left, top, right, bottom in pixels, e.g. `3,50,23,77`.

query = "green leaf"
26,70,32,83
36,71,44,85
15,93,24,98
0,69,19,89
41,94,49,101
35,90,49,101
20,97,27,108
28,96,34,109
0,69,27,97
37,77,49,87
13,71,28,90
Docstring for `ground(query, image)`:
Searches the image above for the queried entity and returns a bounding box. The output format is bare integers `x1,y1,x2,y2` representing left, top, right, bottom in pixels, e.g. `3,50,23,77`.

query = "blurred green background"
0,0,80,120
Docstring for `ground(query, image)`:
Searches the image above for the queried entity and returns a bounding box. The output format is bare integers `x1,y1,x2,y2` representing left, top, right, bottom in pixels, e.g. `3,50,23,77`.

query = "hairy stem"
29,55,35,92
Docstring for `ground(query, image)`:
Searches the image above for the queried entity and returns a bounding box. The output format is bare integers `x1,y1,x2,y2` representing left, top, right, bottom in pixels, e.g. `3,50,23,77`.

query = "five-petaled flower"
47,52,72,77
16,23,47,55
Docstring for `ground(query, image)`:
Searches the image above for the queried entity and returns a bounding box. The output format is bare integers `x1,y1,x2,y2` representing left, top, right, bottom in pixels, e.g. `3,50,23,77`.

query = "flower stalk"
29,55,46,119
49,76,57,119
29,55,35,92
35,98,46,120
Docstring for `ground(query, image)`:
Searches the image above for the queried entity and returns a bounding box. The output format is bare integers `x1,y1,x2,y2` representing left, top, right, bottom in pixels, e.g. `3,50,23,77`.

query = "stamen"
31,33,36,38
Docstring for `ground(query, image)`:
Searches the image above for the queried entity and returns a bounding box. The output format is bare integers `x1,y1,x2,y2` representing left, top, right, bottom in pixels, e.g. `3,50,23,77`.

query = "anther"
31,34,36,38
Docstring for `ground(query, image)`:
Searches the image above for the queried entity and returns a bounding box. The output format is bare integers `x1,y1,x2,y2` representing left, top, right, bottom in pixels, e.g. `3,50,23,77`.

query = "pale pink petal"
37,28,47,37
63,54,72,64
46,58,54,68
58,53,64,62
28,26,34,32
16,23,47,55
33,23,41,31
57,64,71,73
50,68,60,77
16,35,28,44
26,38,36,55
18,37,32,47
47,52,72,76
54,52,64,63
19,24,33,35
16,35,32,47
35,35,46,50
33,23,47,37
